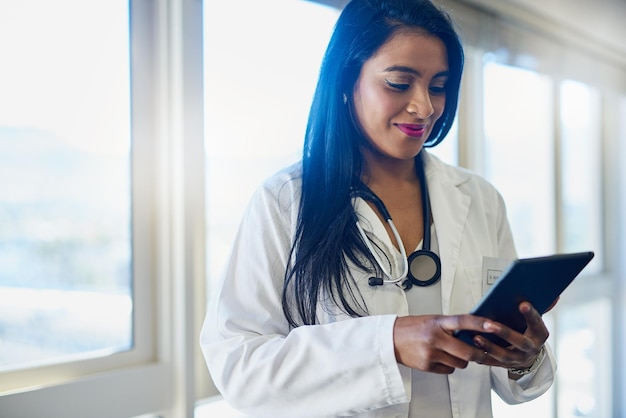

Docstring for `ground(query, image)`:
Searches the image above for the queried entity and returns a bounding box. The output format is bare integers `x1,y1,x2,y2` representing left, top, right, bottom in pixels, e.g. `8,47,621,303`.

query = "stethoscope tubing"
354,210,409,284
352,153,441,287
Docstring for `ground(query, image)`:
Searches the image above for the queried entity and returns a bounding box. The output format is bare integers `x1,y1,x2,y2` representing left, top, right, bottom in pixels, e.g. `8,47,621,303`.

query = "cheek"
357,86,399,124
354,86,376,134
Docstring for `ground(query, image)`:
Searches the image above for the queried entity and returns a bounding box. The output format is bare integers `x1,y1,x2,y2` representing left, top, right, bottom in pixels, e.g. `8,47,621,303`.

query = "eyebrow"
383,65,449,78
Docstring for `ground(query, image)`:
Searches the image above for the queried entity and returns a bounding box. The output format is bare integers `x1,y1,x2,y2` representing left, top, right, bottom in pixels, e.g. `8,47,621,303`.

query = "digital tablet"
454,251,595,348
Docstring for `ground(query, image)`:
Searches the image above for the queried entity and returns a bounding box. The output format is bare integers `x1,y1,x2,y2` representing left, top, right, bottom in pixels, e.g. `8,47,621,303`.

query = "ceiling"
307,0,626,66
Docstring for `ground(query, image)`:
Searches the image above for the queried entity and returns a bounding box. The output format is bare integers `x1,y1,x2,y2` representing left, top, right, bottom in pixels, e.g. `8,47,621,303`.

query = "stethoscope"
352,155,441,289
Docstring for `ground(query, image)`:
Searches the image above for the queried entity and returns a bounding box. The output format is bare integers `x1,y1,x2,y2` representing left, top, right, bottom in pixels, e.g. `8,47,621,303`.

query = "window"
430,118,459,165
480,57,610,418
204,0,340,290
0,0,132,375
0,0,199,416
482,60,556,258
0,1,133,376
559,80,602,271
556,298,612,417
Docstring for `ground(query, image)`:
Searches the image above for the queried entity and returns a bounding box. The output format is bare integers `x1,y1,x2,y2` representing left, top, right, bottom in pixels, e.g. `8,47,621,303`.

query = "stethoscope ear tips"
368,277,384,286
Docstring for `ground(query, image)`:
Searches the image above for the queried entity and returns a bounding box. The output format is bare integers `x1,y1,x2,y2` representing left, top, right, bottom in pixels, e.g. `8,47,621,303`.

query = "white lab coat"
200,151,556,418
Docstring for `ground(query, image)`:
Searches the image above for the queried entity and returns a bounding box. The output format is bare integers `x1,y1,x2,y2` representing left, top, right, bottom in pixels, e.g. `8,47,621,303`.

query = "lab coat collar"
422,151,472,315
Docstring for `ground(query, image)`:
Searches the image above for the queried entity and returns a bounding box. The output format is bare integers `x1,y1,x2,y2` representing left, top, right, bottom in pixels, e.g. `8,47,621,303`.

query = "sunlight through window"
0,0,132,371
203,0,340,289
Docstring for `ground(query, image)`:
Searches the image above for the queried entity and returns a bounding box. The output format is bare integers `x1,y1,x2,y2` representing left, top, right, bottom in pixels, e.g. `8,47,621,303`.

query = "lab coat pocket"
463,266,483,305
450,266,483,315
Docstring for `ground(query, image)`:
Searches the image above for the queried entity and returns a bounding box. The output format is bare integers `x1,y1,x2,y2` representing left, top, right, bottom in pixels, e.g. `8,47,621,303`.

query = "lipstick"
396,123,426,138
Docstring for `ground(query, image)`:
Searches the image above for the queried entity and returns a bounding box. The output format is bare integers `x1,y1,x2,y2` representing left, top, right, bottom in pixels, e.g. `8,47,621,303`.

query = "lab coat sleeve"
491,344,557,403
200,178,409,417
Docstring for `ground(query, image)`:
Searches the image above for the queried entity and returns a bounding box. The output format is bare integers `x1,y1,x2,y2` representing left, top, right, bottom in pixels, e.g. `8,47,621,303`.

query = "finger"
429,363,456,375
436,315,503,363
479,305,546,352
432,317,503,365
474,332,544,369
481,322,533,352
519,302,549,341
519,301,542,327
436,315,497,335
466,338,501,366
435,354,471,371
393,316,477,370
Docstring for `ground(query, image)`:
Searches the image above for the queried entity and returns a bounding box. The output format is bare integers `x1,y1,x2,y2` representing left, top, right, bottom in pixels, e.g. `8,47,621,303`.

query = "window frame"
0,0,209,416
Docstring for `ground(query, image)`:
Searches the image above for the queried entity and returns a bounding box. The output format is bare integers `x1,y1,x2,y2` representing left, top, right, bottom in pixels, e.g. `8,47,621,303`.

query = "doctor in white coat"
201,0,556,417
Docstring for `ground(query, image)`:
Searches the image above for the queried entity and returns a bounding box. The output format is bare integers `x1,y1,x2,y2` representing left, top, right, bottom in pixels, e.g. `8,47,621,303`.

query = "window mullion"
553,78,564,252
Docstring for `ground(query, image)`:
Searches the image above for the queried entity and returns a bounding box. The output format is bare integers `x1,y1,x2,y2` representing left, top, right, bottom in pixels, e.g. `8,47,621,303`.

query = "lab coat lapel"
423,153,471,315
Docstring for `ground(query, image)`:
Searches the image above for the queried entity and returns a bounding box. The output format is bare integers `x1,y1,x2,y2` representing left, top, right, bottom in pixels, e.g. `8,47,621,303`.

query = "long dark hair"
282,0,465,327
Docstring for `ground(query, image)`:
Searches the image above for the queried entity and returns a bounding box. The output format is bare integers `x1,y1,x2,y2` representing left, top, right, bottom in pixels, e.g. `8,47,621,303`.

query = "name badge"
481,256,512,296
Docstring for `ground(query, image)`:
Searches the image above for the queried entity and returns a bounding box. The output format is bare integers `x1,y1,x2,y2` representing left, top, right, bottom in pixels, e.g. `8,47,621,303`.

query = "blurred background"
0,0,624,417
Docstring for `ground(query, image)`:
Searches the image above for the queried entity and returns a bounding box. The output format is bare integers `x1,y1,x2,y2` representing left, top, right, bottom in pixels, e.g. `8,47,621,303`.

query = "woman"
200,0,556,416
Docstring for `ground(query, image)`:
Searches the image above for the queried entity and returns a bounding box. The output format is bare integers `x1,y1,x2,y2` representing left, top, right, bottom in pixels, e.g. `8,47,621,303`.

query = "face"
352,30,449,162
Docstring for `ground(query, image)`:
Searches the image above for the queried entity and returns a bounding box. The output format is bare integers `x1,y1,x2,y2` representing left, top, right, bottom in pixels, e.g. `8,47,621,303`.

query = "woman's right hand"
392,314,496,373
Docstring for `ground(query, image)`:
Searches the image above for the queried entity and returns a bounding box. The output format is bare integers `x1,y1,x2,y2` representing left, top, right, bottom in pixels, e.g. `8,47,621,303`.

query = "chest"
368,189,426,254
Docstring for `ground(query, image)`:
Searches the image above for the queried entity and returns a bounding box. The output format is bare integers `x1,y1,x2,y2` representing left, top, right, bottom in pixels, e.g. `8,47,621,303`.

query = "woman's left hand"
471,301,549,378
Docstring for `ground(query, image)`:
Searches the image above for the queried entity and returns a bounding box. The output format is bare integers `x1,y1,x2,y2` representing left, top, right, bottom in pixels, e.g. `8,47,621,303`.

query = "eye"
384,79,410,91
429,85,447,95
430,77,449,95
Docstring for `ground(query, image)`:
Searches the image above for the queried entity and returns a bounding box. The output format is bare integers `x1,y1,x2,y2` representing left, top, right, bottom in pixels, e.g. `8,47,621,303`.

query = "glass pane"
483,60,556,257
204,0,339,289
0,0,132,371
429,118,459,166
556,299,612,418
492,312,556,418
560,80,602,273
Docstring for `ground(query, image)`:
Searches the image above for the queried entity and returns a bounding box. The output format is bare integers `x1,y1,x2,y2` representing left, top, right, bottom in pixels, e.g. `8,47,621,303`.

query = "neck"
360,151,421,190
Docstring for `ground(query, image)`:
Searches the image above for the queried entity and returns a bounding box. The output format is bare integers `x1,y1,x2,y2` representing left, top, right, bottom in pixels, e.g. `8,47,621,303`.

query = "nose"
406,88,434,119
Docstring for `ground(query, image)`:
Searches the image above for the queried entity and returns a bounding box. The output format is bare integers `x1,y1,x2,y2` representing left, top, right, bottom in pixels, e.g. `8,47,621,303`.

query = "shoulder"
258,161,302,204
246,161,302,223
423,151,505,203
424,151,498,191
261,161,302,192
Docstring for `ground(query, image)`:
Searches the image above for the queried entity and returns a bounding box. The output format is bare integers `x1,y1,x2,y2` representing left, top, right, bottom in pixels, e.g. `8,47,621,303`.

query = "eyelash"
385,80,410,91
429,86,446,95
384,79,447,95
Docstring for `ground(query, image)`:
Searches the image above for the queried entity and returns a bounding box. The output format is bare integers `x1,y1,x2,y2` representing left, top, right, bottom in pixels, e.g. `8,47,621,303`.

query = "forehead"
366,29,448,71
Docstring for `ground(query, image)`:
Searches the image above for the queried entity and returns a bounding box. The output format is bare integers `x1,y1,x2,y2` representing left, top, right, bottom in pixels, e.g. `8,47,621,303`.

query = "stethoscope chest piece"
407,248,441,287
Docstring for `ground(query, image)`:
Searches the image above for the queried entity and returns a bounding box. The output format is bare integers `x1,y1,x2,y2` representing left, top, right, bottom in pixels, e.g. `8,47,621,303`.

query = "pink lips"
396,123,427,138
